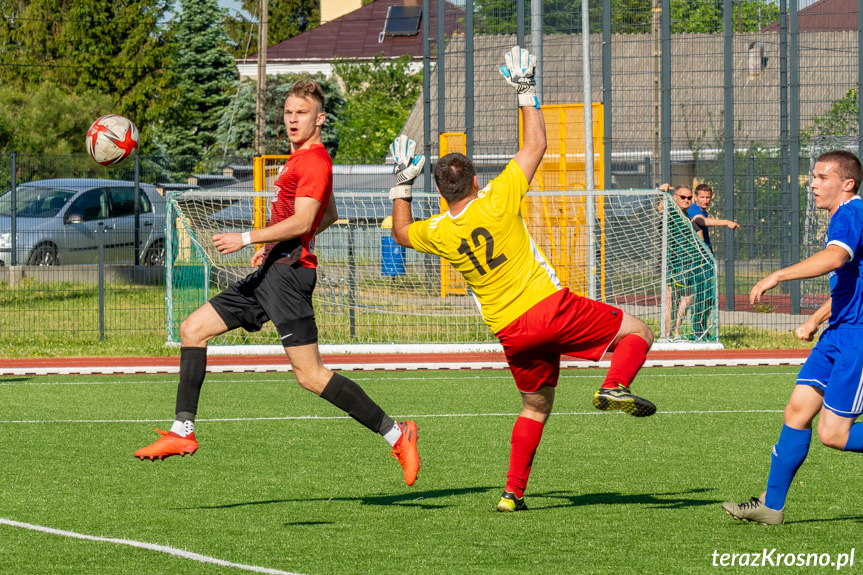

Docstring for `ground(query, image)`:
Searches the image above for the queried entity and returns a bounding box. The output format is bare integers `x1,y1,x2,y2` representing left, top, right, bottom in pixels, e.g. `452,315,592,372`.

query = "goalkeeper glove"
499,45,539,109
389,134,425,201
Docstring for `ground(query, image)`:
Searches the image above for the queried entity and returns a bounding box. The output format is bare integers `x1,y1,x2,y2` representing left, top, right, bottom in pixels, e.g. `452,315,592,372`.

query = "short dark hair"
694,184,712,195
434,153,476,203
288,79,325,112
817,150,863,194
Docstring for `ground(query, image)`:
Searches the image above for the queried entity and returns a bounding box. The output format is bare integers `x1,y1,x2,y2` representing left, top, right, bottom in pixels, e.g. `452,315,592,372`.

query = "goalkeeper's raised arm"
500,45,547,183
390,45,546,247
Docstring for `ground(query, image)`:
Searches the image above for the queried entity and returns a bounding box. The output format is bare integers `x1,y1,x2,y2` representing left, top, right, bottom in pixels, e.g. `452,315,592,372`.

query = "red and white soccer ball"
86,114,139,166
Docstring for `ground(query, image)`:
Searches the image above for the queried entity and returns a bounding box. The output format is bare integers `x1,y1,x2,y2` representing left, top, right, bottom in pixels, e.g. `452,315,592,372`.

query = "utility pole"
256,0,268,155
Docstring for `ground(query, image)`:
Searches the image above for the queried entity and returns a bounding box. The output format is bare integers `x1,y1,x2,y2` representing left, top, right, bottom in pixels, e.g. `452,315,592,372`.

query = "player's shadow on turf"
531,488,721,510
782,515,863,525
284,521,334,526
185,486,496,512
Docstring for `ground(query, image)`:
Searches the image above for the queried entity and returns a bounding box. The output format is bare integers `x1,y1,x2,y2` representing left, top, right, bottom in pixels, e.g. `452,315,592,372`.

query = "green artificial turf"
0,366,861,574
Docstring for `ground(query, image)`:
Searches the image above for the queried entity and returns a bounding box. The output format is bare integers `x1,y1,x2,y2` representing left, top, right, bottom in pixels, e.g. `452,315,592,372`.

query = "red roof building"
761,0,858,32
237,0,464,78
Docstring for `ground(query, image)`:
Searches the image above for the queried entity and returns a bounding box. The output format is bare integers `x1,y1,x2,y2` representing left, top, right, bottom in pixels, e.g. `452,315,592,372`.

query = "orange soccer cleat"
134,428,198,461
390,420,420,486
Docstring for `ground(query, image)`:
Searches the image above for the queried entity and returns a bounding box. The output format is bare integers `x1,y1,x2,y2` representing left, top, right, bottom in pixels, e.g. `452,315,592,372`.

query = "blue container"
381,235,406,276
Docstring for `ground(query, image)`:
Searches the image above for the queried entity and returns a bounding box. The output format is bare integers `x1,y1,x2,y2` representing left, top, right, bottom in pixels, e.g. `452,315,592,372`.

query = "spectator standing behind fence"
687,184,739,340
659,183,698,339
722,150,863,525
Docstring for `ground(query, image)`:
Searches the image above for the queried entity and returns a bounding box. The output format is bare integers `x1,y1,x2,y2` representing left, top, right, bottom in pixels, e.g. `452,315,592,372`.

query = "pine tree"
0,0,176,149
152,0,237,156
223,0,320,58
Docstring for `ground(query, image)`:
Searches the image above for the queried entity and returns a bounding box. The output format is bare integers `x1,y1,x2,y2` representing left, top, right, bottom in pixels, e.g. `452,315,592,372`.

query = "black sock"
320,372,388,433
175,347,207,418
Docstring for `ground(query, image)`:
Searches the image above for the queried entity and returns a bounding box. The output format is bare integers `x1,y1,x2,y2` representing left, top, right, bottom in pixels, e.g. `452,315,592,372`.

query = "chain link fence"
2,0,861,349
402,0,861,340
0,153,251,349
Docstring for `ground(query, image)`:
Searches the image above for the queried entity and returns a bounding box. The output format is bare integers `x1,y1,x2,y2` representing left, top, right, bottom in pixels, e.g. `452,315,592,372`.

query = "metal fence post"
723,0,735,312
603,0,612,189
748,155,755,260
134,154,141,266
437,0,445,147
422,0,431,194
859,0,863,158
644,156,651,189
10,151,16,266
531,0,542,103
780,0,790,281
465,0,474,159
347,221,357,340
98,221,105,342
789,0,801,314
661,0,670,185
517,0,525,47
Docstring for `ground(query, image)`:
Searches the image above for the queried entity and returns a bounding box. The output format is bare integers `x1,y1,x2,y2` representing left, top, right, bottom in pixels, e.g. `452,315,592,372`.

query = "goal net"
165,189,718,347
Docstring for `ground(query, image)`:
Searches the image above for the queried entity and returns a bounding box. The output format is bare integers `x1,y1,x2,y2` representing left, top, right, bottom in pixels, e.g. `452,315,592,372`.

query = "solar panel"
382,5,422,37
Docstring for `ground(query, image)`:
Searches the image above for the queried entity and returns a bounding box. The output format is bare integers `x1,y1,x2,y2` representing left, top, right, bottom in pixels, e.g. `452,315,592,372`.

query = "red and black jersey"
262,144,333,268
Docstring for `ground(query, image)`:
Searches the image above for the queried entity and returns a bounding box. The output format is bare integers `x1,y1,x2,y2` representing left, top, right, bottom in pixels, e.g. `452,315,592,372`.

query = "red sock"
505,417,545,498
601,334,649,389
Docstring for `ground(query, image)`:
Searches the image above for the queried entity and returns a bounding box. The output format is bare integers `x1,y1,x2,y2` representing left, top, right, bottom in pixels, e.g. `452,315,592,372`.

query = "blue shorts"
797,326,863,417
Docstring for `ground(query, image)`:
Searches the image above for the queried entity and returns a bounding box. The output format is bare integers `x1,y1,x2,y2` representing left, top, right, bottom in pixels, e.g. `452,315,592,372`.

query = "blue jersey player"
722,150,863,525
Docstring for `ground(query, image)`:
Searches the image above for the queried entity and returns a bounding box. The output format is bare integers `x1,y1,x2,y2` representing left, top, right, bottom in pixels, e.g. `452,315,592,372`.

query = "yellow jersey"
408,160,561,333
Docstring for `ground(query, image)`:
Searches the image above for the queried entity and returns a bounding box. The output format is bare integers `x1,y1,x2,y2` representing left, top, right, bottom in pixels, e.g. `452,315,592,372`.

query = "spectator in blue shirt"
686,184,739,339
687,184,739,252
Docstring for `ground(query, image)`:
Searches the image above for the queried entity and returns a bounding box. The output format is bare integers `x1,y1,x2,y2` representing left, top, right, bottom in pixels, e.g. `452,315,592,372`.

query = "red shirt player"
134,80,420,488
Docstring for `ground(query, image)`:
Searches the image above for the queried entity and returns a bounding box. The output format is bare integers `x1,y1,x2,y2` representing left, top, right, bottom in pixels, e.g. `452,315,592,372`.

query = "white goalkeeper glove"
499,45,539,109
389,134,425,201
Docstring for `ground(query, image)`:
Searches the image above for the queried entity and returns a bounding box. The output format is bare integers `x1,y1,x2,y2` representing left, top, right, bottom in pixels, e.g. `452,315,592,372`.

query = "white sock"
170,419,194,437
382,422,402,447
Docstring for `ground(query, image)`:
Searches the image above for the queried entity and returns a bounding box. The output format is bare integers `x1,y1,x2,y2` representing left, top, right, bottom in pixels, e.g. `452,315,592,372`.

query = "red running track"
0,348,811,370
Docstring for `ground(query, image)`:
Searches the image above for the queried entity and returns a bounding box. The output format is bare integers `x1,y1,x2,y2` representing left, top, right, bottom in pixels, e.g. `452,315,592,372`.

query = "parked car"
0,179,166,266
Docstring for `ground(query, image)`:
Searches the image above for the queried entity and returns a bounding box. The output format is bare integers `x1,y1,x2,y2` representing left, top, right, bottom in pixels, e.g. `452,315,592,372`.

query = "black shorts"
209,262,318,347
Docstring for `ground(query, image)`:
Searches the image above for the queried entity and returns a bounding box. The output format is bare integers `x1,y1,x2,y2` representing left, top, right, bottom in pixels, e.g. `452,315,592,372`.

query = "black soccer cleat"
496,490,528,512
593,385,657,417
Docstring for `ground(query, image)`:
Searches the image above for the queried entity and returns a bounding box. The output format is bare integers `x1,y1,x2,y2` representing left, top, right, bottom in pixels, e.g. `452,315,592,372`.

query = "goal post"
165,188,718,348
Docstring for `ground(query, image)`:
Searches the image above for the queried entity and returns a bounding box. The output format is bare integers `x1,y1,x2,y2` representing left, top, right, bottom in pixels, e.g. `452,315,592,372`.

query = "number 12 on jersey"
457,227,507,276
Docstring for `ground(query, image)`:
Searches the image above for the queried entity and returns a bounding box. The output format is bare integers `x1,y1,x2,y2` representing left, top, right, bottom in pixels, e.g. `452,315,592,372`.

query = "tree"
223,0,320,58
332,55,423,162
215,73,345,157
0,82,113,155
0,0,177,149
475,0,779,35
150,0,237,156
801,88,858,144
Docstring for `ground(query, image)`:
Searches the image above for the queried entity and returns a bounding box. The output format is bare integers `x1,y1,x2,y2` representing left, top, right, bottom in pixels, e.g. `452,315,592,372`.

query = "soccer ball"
86,115,139,166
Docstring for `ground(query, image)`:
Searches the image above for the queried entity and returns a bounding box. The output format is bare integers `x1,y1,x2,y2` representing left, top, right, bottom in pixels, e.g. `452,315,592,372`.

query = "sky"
218,0,250,17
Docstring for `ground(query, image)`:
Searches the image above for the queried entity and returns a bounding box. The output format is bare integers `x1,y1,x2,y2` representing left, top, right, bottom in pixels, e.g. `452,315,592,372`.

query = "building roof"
238,0,463,65
761,0,858,32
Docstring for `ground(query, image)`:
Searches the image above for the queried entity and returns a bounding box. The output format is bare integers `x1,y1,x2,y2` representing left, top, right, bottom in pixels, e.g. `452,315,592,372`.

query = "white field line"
0,358,808,377
0,409,784,424
0,518,303,575
0,371,802,387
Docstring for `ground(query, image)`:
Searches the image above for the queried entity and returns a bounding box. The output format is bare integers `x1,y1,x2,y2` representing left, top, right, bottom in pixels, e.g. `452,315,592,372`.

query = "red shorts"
495,288,624,393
